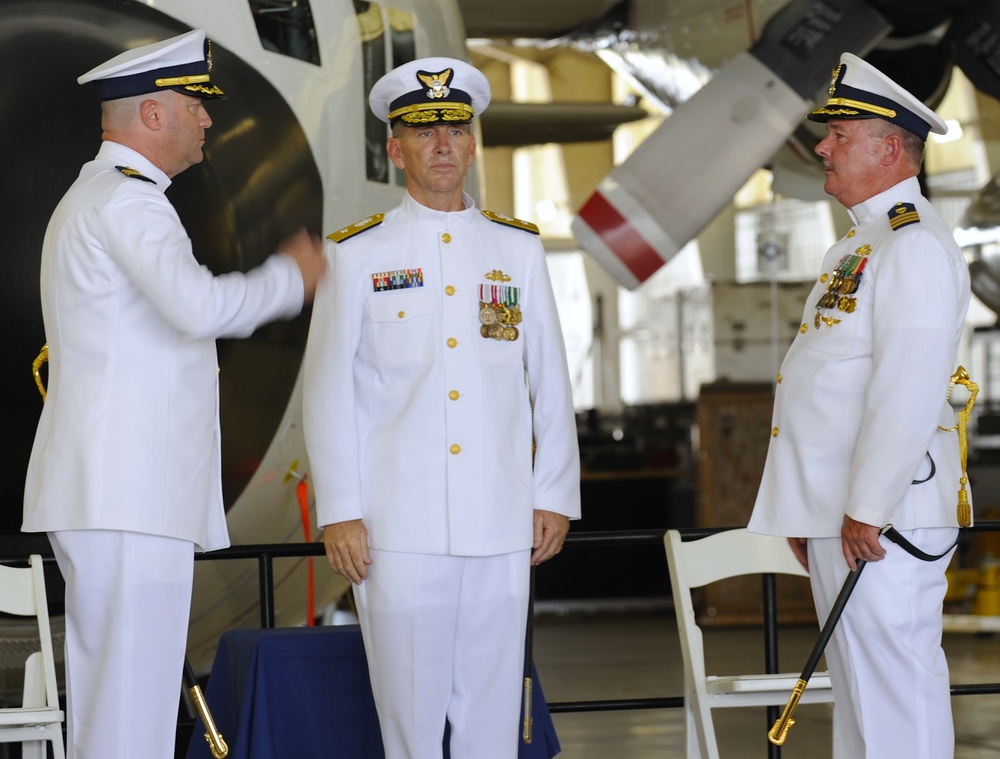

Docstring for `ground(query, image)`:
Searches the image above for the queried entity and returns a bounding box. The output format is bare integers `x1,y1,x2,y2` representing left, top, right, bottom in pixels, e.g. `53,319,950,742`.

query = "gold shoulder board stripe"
481,209,540,235
888,202,920,231
115,165,155,184
327,214,385,243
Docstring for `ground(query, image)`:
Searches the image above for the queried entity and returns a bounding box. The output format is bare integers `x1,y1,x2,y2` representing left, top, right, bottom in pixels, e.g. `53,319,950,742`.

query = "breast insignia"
115,165,155,184
888,202,920,231
481,209,539,235
327,214,385,243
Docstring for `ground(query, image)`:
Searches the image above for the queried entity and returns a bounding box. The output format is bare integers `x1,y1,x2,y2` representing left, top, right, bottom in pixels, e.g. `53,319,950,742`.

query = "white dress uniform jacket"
23,141,304,552
749,176,970,537
303,193,580,555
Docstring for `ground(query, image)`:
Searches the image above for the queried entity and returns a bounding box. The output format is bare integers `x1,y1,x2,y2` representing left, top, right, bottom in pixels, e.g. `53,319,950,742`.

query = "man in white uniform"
303,58,580,758
749,53,970,758
22,29,325,759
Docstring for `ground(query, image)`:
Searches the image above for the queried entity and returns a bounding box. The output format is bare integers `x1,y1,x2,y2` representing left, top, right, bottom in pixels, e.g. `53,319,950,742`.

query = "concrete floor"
533,608,1000,758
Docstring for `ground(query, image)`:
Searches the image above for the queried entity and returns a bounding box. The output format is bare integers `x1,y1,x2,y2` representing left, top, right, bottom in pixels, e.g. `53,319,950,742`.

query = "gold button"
776,373,782,384
442,233,452,243
450,444,461,454
448,390,460,401
447,337,458,348
445,285,456,296
847,229,856,238
772,427,779,438
800,323,808,334
820,273,828,283
398,311,405,319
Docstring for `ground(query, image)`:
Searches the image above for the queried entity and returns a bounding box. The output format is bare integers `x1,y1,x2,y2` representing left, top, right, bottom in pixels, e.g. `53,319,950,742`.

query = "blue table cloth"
185,625,560,758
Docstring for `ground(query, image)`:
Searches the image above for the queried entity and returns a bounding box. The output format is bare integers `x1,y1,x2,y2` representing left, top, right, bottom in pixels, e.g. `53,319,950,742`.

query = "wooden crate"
696,381,817,626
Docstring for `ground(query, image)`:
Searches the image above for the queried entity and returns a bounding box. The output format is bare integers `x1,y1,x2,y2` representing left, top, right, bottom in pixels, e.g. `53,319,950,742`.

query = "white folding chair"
665,529,834,759
0,555,65,759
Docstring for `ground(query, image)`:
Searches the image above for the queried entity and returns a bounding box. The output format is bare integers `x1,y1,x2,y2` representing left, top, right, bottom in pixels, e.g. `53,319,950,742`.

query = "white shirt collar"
97,141,172,190
848,176,920,225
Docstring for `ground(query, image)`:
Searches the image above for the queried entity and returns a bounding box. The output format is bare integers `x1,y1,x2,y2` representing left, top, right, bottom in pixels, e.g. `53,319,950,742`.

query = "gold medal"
481,324,491,338
487,323,504,340
479,306,497,325
814,312,821,328
503,326,518,341
508,307,522,325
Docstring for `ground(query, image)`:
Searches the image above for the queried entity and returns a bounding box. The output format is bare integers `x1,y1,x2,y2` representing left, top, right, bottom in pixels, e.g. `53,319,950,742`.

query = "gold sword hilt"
189,683,229,758
768,679,806,746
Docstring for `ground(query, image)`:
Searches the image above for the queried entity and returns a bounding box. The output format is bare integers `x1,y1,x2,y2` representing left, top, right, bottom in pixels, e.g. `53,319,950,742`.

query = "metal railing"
192,520,1000,711
4,520,999,754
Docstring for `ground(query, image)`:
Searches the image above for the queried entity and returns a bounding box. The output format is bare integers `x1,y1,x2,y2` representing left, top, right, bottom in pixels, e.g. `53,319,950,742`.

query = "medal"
479,280,522,341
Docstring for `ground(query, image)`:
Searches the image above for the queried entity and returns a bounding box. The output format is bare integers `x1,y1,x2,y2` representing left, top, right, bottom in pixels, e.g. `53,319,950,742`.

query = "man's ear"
139,98,162,131
881,132,904,167
386,137,405,170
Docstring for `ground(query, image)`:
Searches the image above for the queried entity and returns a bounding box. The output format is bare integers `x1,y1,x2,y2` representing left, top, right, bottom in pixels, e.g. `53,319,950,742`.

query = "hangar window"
356,1,417,184
249,0,321,66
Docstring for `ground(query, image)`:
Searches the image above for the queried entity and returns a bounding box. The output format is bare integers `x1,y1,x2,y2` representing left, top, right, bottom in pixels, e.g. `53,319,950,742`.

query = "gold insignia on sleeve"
327,214,385,243
481,209,540,235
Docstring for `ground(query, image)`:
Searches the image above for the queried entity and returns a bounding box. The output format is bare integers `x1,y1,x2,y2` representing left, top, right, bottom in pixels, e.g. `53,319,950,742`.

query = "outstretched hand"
280,227,325,301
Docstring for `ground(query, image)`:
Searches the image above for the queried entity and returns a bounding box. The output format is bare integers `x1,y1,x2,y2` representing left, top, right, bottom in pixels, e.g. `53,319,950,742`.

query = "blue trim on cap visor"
90,60,220,101
812,81,930,139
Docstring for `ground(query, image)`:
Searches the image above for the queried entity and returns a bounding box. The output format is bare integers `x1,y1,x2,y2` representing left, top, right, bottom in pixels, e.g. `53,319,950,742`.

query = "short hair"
867,118,926,168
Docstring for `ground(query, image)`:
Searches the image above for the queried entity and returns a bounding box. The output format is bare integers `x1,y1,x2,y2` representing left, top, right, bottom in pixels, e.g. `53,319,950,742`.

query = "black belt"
881,524,964,562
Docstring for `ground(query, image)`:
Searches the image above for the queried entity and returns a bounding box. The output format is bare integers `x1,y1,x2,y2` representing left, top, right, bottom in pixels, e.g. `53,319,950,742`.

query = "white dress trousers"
354,549,531,759
808,529,957,759
49,530,194,759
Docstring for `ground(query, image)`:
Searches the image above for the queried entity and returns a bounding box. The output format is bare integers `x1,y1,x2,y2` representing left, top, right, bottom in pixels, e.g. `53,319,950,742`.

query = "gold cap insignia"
418,69,453,100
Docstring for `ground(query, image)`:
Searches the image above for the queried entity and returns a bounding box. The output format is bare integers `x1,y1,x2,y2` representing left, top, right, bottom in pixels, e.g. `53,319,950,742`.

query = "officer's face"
159,92,213,178
387,124,476,211
814,118,886,208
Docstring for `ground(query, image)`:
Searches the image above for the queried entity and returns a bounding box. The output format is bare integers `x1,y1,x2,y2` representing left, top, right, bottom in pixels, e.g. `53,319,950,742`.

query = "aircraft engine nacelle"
571,0,891,289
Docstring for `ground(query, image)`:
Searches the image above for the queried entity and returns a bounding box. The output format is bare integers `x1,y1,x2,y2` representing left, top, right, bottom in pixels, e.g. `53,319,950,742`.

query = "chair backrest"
0,556,60,711
665,529,809,694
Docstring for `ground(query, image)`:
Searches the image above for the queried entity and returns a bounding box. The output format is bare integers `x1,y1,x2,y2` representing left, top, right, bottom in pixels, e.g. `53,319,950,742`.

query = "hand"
841,515,885,571
530,510,570,566
280,227,325,302
321,519,371,585
788,537,809,572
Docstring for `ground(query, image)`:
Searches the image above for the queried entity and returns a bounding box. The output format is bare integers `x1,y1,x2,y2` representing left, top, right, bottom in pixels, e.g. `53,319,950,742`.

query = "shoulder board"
115,165,155,184
888,202,920,231
327,214,385,243
481,210,539,235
